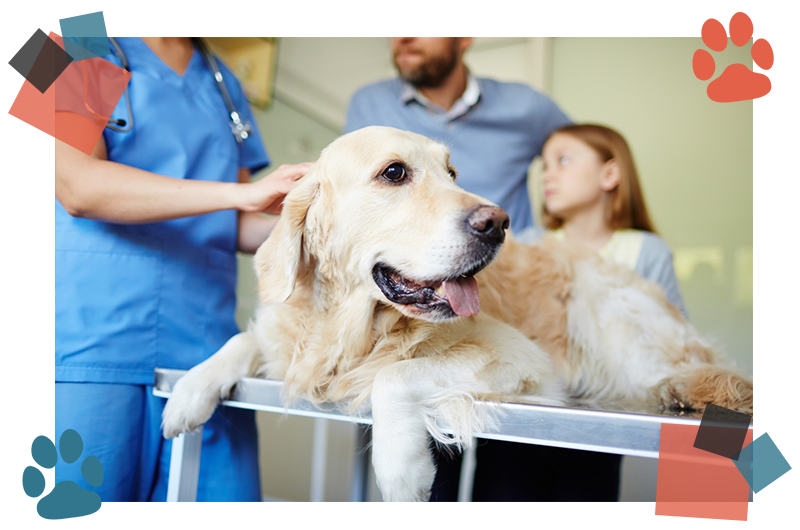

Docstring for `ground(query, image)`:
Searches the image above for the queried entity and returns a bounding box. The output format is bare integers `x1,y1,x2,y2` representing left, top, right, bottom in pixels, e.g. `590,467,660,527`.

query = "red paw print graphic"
693,12,773,102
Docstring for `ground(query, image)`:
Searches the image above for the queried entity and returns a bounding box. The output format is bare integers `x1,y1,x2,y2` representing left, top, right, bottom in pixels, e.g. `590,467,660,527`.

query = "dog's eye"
448,169,457,180
382,163,407,183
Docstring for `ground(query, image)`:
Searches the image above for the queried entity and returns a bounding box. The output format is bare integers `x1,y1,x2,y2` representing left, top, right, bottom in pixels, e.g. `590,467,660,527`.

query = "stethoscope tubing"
103,37,249,141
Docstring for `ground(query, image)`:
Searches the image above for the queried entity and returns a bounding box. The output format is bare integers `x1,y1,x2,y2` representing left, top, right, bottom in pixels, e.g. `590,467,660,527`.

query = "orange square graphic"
656,423,753,521
54,55,130,154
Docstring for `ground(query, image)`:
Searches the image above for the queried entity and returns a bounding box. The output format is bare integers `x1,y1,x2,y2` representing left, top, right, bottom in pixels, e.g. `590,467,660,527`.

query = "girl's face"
541,133,618,220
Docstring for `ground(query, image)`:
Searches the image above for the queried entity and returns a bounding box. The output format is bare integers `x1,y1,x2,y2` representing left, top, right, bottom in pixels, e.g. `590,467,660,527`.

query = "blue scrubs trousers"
55,382,261,501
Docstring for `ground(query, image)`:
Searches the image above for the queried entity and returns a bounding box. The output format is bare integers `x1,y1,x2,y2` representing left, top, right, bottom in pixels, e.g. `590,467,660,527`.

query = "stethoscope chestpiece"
229,111,253,143
193,38,253,145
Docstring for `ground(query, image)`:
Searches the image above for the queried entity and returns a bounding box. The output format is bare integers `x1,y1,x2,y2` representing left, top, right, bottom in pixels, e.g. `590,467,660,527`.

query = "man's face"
392,38,462,88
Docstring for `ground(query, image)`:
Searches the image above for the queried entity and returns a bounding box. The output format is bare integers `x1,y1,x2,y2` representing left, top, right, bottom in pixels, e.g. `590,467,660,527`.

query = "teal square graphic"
59,12,109,61
751,431,792,495
57,11,111,38
735,433,792,493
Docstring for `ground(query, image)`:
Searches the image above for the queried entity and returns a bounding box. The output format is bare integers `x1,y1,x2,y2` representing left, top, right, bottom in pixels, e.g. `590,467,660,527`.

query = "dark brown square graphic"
693,404,752,460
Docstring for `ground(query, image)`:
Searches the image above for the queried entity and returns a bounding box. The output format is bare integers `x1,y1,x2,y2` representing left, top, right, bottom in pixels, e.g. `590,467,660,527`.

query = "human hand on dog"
238,162,314,215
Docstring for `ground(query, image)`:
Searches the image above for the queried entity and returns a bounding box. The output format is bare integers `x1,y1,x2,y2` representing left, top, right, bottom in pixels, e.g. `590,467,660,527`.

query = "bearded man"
344,37,572,234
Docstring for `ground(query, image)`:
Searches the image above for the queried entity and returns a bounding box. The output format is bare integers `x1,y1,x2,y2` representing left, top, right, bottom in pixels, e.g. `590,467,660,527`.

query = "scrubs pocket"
56,248,163,381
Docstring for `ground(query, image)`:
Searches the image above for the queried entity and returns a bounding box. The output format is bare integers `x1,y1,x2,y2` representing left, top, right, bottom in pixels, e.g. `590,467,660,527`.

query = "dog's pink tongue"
442,275,480,317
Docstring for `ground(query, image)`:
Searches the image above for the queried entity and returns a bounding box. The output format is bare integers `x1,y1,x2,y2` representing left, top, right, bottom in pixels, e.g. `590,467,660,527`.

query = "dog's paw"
161,372,221,439
374,463,435,502
654,367,753,418
654,379,698,416
372,446,436,502
707,373,753,417
379,483,432,503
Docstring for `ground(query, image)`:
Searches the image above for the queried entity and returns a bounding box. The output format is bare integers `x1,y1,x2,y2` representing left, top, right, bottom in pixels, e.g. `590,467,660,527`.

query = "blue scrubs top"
56,38,270,384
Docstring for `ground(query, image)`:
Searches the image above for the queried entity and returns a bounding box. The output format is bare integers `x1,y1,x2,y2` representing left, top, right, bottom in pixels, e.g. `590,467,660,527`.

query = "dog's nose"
466,205,510,243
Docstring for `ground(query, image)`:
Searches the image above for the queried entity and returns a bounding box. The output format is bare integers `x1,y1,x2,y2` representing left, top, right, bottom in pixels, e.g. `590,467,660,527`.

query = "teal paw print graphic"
22,429,103,520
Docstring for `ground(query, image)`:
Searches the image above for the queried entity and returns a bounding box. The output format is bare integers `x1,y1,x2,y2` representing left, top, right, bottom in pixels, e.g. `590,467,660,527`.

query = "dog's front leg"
162,332,260,438
370,353,502,502
370,359,439,502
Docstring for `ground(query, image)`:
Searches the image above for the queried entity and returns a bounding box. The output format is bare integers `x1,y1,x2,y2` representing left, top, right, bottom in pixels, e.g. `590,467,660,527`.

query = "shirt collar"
400,73,481,121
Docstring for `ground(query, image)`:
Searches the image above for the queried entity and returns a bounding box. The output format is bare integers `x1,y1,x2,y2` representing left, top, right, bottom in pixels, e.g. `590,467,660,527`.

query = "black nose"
465,205,510,243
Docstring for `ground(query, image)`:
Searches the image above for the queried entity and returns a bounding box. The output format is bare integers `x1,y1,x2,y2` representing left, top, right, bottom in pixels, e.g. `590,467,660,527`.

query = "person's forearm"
56,141,245,224
237,212,278,253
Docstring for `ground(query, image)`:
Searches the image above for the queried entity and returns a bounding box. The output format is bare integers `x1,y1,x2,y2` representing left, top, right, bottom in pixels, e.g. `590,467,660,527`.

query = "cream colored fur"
162,126,752,502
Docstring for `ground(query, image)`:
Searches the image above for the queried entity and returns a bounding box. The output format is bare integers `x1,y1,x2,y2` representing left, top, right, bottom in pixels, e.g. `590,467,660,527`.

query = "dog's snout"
466,206,510,243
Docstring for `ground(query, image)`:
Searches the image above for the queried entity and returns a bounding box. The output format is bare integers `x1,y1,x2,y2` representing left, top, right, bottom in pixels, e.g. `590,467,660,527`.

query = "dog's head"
255,126,509,322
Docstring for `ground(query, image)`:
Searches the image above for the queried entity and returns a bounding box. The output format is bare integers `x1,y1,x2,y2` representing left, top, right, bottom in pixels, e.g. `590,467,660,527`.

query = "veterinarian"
54,37,311,501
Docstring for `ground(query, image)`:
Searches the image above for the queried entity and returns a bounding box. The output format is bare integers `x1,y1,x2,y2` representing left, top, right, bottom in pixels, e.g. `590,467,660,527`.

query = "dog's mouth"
372,260,490,318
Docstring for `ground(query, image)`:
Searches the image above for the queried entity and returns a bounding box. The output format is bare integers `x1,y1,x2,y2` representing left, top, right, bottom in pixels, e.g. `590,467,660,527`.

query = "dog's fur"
162,126,753,502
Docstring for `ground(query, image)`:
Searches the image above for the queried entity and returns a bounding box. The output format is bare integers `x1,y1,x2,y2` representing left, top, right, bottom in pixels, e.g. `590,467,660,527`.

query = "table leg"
457,440,477,502
166,427,203,502
310,418,329,501
350,424,371,502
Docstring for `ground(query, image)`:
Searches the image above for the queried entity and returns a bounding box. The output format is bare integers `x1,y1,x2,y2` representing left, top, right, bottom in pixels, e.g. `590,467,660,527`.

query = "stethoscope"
103,37,253,143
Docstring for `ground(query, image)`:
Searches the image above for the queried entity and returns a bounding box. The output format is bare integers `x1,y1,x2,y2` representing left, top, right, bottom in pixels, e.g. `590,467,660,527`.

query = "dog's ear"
254,174,319,304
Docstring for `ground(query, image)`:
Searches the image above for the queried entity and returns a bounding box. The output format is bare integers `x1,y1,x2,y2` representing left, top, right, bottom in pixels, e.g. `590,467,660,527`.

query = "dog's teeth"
435,285,444,296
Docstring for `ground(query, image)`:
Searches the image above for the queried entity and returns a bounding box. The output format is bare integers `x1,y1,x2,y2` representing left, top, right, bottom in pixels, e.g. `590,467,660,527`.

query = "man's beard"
394,41,460,88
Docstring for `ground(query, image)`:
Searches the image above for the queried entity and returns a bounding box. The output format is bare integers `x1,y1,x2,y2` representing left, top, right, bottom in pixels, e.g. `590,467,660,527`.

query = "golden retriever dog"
161,126,753,502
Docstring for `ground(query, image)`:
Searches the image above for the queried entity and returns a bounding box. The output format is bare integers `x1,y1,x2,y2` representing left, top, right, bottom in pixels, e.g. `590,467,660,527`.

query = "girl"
518,123,686,316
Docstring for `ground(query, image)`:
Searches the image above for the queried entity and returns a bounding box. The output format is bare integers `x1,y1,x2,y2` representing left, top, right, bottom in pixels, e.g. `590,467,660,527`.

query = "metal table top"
153,368,709,459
